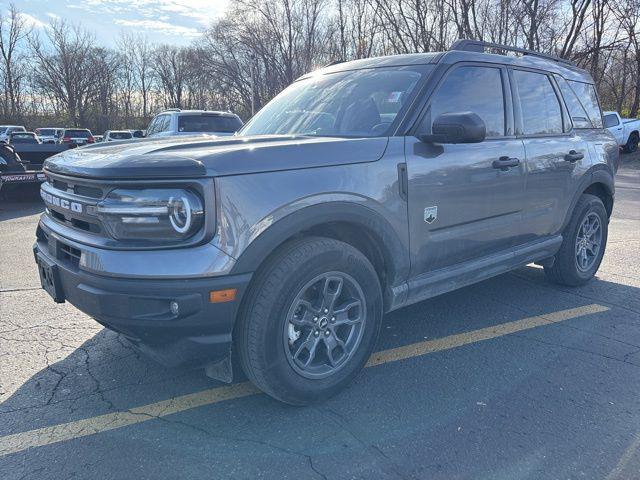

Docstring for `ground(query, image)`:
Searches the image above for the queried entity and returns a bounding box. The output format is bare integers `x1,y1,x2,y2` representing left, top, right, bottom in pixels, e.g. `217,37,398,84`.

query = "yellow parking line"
0,303,608,457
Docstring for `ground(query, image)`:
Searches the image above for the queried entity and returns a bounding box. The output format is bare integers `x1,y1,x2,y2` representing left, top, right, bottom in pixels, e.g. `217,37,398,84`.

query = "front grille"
51,178,103,199
42,172,108,238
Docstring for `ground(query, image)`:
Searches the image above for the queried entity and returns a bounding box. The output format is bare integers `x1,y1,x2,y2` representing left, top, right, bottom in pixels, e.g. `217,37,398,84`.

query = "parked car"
60,128,95,146
145,109,243,138
8,132,40,144
104,130,134,142
94,135,104,143
603,111,640,153
35,128,63,144
0,125,26,143
35,40,618,405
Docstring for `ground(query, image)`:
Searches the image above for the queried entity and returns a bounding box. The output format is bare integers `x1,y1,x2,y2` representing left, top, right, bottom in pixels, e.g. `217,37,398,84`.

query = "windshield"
110,131,133,139
178,115,242,133
240,66,430,137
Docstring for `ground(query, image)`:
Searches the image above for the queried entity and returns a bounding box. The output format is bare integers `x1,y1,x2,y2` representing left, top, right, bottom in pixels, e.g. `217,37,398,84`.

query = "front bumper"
33,224,252,369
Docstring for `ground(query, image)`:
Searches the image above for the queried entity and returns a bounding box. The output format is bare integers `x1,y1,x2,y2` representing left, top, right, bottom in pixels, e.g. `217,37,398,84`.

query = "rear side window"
567,80,603,128
556,77,592,129
603,114,619,128
513,70,563,135
178,115,242,133
429,66,505,137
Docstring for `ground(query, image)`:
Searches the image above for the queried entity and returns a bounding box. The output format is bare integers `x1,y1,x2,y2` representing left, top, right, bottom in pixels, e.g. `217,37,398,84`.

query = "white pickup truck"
604,111,640,153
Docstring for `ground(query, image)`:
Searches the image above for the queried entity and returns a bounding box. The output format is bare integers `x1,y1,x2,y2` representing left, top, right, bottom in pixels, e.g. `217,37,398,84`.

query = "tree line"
1,0,639,133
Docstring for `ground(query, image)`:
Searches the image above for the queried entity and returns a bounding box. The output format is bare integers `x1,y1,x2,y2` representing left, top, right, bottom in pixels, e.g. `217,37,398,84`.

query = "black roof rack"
449,39,575,66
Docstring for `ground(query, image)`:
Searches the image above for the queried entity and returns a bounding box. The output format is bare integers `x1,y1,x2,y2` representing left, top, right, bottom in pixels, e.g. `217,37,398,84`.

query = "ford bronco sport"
34,40,618,405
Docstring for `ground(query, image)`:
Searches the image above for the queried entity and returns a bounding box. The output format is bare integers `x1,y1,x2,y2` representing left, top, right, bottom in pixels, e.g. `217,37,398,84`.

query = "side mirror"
418,111,486,144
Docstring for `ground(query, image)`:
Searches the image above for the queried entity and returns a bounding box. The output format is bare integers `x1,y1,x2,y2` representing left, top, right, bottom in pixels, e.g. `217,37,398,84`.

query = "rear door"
511,69,591,244
405,63,527,275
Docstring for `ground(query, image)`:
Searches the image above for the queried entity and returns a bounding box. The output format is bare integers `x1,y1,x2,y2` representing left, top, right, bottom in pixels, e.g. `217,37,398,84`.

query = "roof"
301,47,593,84
159,109,240,117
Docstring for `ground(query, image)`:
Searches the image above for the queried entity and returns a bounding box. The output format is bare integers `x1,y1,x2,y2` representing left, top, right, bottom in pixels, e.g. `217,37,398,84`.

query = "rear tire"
544,194,608,286
623,132,639,153
236,237,382,405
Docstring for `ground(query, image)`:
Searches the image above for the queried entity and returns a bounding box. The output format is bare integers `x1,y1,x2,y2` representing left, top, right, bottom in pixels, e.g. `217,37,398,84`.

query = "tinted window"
556,76,592,129
110,131,133,139
36,128,57,136
178,115,242,133
241,66,429,137
567,80,603,128
10,133,37,143
603,114,619,128
429,66,505,137
514,70,563,135
64,130,91,138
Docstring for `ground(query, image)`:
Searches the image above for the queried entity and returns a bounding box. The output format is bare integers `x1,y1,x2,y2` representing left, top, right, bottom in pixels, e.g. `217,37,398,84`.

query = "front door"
405,64,527,276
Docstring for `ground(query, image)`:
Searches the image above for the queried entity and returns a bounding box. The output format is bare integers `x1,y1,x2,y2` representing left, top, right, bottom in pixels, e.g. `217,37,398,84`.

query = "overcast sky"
9,0,229,46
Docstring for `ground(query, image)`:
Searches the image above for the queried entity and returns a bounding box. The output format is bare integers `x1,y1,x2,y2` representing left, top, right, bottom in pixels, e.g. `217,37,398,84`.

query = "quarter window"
514,70,563,135
429,66,505,137
567,80,603,128
556,76,592,129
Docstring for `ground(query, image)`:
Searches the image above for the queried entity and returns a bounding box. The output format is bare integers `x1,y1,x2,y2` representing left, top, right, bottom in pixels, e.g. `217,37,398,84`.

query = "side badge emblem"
424,206,438,224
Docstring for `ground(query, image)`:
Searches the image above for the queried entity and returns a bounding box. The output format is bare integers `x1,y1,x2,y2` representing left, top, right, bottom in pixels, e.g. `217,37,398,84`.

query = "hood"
43,135,389,179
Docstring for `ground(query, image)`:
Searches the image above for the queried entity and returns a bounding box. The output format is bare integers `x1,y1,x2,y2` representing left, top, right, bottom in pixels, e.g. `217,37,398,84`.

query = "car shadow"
2,266,638,434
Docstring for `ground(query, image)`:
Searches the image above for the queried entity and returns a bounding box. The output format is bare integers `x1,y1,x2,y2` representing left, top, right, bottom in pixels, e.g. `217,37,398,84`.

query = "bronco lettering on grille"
41,190,83,213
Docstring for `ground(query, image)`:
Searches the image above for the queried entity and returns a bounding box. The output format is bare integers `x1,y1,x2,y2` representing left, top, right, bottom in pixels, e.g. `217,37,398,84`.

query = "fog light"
170,301,179,315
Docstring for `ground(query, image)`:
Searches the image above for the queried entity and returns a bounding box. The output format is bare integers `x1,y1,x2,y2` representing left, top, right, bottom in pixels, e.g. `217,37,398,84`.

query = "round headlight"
168,196,192,233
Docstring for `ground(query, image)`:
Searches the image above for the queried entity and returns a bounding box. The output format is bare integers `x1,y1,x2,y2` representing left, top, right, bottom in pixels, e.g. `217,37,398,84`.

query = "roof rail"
323,60,344,68
449,39,575,66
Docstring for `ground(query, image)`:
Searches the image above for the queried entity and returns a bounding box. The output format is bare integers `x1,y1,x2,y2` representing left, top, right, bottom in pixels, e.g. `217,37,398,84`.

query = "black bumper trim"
33,241,252,368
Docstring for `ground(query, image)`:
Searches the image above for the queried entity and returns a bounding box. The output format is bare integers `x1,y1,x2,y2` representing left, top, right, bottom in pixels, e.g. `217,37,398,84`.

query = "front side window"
603,114,619,128
514,70,563,135
428,65,506,137
241,66,431,137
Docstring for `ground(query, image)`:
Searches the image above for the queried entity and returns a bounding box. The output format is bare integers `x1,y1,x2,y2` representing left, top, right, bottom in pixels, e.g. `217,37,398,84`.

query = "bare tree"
0,3,31,120
30,21,101,126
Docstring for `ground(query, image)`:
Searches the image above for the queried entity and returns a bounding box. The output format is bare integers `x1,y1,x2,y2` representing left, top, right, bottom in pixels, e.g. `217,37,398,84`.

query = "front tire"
544,194,608,286
236,237,383,405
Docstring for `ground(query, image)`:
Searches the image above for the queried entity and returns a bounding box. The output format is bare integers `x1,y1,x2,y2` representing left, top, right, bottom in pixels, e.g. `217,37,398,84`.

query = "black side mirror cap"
417,111,486,144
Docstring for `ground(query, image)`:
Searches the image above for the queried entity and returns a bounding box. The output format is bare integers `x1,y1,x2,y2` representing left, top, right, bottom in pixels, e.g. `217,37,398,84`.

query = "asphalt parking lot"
1,154,639,480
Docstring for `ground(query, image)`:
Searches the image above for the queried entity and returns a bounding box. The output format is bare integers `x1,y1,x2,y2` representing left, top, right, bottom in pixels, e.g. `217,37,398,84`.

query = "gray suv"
34,40,618,405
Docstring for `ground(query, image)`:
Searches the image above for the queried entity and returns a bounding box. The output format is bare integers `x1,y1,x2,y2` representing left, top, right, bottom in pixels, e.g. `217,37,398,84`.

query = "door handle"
492,156,520,171
564,150,584,163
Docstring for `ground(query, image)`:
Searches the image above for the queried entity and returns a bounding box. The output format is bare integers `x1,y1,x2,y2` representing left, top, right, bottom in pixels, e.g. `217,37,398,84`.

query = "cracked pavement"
1,155,640,479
